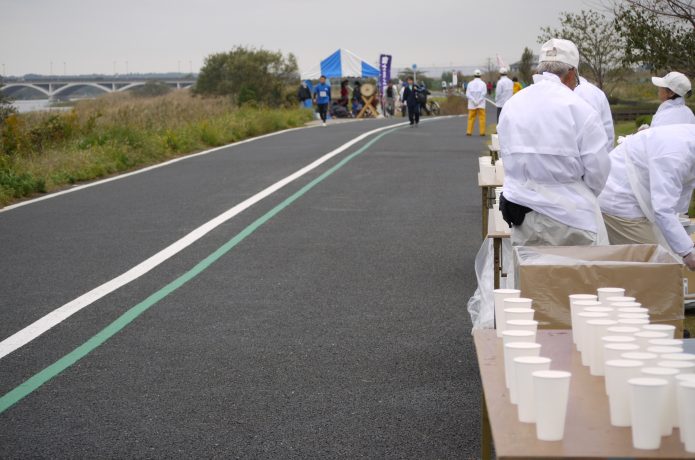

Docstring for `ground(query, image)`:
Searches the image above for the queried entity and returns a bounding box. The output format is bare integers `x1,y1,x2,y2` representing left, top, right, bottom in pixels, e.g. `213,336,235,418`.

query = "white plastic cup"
576,312,609,363
503,297,532,309
641,324,676,339
621,352,658,368
494,289,521,337
605,359,645,426
569,295,598,344
617,313,650,321
512,356,551,419
603,344,640,394
640,367,679,436
657,360,695,374
678,381,695,452
648,338,683,347
505,319,538,334
675,375,695,443
584,306,614,315
634,331,669,349
618,318,650,327
659,353,695,364
586,319,617,375
606,326,641,338
504,342,541,389
533,370,571,441
628,377,668,450
612,301,643,309
597,287,625,302
503,307,535,323
605,296,636,304
502,330,536,346
617,307,649,315
647,346,684,356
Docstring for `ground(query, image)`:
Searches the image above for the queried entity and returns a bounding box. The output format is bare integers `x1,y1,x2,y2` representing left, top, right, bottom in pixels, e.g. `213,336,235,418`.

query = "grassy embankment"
0,91,313,206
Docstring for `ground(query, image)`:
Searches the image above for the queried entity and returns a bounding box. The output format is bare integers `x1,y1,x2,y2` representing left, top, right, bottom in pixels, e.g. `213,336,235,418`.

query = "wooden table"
479,179,503,239
474,329,693,459
488,231,510,290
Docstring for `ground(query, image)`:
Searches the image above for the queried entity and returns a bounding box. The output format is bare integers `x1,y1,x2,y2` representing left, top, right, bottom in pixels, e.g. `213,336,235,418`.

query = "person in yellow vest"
466,69,487,136
512,76,522,94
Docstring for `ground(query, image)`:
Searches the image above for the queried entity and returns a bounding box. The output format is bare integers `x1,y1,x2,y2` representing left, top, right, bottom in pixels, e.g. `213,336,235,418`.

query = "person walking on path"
575,76,615,151
402,76,421,126
598,124,695,269
498,38,610,247
313,75,331,126
649,72,694,127
494,67,513,122
385,81,396,116
466,69,487,136
297,81,313,109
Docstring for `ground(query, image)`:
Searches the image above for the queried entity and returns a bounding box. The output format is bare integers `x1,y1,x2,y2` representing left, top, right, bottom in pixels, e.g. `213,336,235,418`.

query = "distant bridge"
0,79,195,99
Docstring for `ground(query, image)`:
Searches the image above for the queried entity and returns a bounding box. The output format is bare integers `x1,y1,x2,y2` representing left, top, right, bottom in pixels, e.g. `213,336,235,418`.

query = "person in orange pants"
466,69,487,136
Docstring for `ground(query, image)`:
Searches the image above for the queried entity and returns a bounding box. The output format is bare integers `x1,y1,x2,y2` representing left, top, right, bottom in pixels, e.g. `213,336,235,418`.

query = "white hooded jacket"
574,77,614,152
598,124,695,257
498,73,610,233
466,78,487,110
651,98,695,127
495,76,513,108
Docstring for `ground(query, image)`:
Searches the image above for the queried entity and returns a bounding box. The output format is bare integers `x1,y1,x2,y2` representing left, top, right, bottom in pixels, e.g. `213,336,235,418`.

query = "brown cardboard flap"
514,244,684,330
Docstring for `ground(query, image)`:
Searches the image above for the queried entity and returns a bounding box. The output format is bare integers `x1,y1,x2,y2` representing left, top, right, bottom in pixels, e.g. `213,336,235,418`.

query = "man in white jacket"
498,38,610,246
494,67,514,122
466,69,487,136
599,124,695,269
575,76,614,152
650,72,694,127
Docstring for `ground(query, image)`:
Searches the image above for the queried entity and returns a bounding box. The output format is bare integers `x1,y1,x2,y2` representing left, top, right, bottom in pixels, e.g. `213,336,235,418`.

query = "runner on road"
314,75,331,126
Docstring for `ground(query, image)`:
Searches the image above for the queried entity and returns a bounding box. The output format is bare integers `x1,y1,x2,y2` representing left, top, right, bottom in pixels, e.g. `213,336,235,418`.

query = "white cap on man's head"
539,38,579,68
651,71,692,97
474,69,482,77
499,67,508,75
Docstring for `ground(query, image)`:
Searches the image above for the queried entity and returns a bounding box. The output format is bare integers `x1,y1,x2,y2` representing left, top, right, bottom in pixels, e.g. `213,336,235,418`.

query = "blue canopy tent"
301,49,379,80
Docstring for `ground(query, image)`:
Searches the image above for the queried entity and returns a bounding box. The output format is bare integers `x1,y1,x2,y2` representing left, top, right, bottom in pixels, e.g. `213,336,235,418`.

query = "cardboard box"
513,244,684,329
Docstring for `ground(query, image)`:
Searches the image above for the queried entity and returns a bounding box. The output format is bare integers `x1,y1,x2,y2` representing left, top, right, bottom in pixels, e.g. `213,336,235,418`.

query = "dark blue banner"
379,54,392,91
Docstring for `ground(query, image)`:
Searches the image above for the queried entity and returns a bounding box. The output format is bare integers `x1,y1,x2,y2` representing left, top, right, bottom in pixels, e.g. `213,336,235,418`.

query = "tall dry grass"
0,90,313,206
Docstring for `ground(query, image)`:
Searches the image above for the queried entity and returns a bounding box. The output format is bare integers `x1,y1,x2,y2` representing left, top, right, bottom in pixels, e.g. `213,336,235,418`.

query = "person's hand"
684,251,695,270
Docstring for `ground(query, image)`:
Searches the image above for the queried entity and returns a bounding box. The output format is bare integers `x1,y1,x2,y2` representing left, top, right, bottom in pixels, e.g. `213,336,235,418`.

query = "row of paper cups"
569,288,695,451
479,156,504,184
495,290,571,441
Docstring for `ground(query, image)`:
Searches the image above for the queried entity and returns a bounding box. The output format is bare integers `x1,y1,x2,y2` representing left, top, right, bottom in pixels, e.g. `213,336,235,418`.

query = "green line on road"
0,126,403,414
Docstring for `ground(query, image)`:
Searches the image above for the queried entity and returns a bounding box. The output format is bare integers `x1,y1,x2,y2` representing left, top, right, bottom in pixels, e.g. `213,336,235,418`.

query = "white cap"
539,38,579,68
651,71,692,97
474,69,481,77
499,67,508,75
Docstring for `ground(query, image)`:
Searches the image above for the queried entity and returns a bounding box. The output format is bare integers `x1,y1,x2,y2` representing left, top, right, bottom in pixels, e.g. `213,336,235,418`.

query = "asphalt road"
0,115,487,458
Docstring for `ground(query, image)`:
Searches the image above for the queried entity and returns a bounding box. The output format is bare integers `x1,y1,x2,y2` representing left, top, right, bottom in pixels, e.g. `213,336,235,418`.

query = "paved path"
0,115,487,458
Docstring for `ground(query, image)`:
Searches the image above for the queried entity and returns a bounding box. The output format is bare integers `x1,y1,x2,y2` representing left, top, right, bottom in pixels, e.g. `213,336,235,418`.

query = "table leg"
493,236,501,290
481,187,488,239
482,392,493,460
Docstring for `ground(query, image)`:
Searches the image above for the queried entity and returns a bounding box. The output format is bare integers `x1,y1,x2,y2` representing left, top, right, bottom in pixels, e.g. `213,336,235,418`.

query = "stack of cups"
532,370,572,441
493,289,521,337
479,157,496,184
597,287,625,303
568,294,597,345
677,375,695,452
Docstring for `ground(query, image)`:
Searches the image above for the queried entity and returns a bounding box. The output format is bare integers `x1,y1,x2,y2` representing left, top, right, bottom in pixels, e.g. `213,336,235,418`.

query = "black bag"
499,193,532,227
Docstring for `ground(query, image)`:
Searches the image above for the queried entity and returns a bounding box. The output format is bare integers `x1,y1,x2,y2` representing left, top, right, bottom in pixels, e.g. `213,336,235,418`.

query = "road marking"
0,121,407,361
0,125,404,414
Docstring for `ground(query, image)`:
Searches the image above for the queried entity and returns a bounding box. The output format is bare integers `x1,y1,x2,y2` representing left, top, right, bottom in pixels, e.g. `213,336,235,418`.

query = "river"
12,99,73,113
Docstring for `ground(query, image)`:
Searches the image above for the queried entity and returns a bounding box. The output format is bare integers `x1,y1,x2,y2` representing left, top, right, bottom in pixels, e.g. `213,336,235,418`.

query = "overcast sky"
1,0,600,77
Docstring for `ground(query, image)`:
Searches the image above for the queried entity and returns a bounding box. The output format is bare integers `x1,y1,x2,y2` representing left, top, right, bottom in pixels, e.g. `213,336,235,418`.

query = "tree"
614,0,695,76
130,81,172,98
0,83,17,125
195,47,299,107
538,9,626,91
518,47,535,85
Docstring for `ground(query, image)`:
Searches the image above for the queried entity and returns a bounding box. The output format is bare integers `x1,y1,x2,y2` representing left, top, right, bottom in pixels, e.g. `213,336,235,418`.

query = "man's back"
495,76,513,107
574,77,614,150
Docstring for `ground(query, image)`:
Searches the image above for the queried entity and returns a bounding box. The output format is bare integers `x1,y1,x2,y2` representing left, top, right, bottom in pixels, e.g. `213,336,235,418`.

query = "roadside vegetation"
0,90,312,206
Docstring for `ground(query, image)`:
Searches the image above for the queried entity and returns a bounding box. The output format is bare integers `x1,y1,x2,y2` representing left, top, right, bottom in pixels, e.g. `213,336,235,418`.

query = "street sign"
411,64,417,70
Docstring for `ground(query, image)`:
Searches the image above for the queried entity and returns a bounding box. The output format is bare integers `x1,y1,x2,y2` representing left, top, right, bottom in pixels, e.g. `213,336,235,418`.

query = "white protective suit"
651,98,695,127
498,72,610,236
575,76,615,151
495,76,513,108
598,124,695,257
466,78,487,110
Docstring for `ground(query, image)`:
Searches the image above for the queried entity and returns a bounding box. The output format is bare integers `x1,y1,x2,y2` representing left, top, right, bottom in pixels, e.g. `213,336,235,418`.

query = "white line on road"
0,121,408,360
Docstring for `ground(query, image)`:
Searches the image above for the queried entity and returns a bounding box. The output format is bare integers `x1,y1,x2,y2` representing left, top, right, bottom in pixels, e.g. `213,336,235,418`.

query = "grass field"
0,91,313,206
